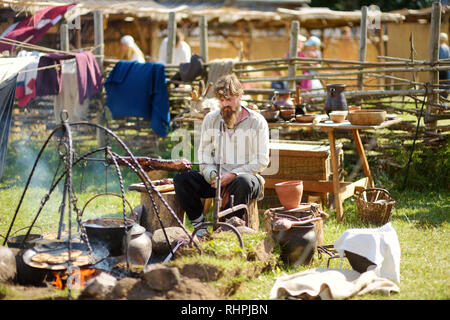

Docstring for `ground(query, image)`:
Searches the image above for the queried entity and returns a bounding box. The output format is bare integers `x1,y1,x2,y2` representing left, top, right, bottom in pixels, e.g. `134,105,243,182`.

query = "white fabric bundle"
334,222,401,284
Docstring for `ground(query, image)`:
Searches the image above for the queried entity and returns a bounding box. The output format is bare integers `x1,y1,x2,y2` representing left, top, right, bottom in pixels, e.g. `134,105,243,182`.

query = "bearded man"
173,74,270,237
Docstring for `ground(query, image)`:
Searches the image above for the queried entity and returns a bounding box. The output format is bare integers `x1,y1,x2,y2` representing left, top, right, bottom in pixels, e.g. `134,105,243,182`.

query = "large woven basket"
355,188,395,225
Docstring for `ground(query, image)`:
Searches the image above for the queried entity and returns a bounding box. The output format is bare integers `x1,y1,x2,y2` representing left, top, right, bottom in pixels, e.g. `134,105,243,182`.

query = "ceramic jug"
273,223,317,266
324,84,347,115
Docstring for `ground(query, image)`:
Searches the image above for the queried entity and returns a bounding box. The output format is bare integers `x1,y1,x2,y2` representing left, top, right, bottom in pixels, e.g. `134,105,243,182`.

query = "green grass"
0,122,449,300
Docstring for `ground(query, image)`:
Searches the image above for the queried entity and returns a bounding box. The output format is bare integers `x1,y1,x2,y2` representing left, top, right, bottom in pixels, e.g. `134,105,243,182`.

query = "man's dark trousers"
173,170,261,221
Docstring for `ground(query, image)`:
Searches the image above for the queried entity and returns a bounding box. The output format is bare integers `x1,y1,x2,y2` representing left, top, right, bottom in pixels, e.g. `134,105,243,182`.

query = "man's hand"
211,172,237,188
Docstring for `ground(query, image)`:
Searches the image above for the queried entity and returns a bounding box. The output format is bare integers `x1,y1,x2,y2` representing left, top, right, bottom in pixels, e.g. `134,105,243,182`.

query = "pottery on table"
347,109,387,126
272,90,295,110
280,109,296,121
329,111,347,123
274,180,303,210
324,84,347,115
261,109,279,122
295,113,316,123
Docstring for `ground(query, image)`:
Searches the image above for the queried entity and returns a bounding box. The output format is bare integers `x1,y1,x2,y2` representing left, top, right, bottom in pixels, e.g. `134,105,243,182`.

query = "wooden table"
266,118,402,222
173,115,402,223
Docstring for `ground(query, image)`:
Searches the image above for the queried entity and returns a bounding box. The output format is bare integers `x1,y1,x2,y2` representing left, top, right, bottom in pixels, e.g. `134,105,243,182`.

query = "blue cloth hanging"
105,60,170,137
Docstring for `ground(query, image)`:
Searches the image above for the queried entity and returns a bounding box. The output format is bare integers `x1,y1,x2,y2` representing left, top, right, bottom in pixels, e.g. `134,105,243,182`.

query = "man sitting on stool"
174,74,270,237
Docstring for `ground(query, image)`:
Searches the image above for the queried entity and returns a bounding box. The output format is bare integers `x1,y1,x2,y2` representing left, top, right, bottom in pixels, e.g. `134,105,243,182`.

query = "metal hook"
60,110,69,123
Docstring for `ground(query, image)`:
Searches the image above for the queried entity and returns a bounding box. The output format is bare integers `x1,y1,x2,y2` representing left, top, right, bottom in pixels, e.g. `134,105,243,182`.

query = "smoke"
14,143,54,188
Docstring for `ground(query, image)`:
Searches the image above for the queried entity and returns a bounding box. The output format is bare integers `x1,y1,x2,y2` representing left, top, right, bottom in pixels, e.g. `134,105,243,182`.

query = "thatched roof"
390,5,450,22
0,0,405,26
277,7,405,28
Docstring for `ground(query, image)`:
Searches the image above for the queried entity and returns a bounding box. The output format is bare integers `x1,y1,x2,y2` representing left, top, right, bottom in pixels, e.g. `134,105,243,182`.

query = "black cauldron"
82,218,135,256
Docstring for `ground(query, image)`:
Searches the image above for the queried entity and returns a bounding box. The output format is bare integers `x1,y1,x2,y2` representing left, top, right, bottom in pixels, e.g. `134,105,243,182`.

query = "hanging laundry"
0,75,17,179
54,58,89,124
14,51,43,107
35,51,102,102
75,51,102,105
35,52,72,96
105,61,170,137
0,4,74,53
0,56,37,83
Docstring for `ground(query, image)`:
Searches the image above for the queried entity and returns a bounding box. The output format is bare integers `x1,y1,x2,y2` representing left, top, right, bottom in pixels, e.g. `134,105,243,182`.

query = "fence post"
167,12,176,65
94,10,105,147
60,23,69,52
288,20,299,91
199,16,208,62
426,1,441,131
358,6,368,91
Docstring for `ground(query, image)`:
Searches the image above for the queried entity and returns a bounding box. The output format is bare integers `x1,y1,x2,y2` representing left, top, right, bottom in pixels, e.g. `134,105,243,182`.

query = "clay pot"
272,90,295,110
273,222,317,266
274,181,303,210
324,84,347,115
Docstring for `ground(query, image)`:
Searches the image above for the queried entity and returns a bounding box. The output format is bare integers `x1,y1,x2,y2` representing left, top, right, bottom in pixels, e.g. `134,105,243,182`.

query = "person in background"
271,35,307,100
439,32,450,98
158,30,191,65
304,36,324,97
120,35,145,63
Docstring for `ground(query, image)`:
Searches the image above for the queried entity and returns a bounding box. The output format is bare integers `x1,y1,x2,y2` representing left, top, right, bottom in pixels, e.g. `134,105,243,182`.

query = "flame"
52,269,100,290
52,272,63,290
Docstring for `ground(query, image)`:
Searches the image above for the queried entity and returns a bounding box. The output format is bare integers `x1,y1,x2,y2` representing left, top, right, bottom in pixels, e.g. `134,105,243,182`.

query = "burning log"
51,268,101,290
107,156,192,172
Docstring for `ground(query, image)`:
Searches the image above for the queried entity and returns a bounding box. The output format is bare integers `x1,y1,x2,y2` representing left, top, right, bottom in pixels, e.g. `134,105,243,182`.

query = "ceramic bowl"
329,111,347,123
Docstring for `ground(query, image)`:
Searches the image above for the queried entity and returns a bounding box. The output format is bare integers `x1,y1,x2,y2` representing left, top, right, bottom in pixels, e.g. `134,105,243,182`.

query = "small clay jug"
274,180,303,210
324,84,347,115
273,222,317,266
272,90,295,110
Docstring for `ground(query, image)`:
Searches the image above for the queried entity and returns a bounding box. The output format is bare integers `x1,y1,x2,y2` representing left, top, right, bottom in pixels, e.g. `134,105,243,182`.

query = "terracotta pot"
274,180,303,210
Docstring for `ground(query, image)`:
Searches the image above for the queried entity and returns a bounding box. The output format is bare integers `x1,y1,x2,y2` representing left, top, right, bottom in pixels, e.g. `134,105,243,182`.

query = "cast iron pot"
82,217,135,256
273,222,317,266
80,193,136,256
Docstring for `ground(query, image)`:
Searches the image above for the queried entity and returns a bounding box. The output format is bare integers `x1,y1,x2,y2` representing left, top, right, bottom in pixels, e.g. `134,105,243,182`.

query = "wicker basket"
355,188,395,225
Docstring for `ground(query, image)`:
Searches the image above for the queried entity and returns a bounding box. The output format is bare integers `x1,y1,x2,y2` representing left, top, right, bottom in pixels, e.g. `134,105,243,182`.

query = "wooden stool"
202,198,260,231
129,183,185,233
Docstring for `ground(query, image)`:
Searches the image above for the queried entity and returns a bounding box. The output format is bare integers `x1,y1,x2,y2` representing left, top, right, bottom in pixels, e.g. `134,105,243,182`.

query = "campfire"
51,268,100,290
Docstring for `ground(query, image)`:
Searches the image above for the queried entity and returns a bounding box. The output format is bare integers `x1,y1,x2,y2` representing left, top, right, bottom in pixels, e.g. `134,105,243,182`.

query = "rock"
225,216,246,228
81,272,117,299
142,263,180,291
151,227,190,254
0,246,16,283
254,237,274,265
112,277,140,299
179,263,223,282
236,225,257,234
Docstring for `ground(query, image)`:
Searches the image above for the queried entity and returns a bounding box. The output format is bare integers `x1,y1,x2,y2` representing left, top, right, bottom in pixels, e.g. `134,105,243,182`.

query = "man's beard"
221,106,239,128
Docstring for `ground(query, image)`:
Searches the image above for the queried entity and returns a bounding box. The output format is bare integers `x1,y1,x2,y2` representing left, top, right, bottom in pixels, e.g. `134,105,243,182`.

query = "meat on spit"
107,156,192,172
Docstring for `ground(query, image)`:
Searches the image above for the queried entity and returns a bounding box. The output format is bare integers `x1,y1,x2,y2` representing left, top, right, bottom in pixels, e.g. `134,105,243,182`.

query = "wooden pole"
167,12,176,65
199,16,208,62
358,6,368,91
94,10,105,147
94,11,104,74
288,20,299,91
427,1,441,130
60,24,69,52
